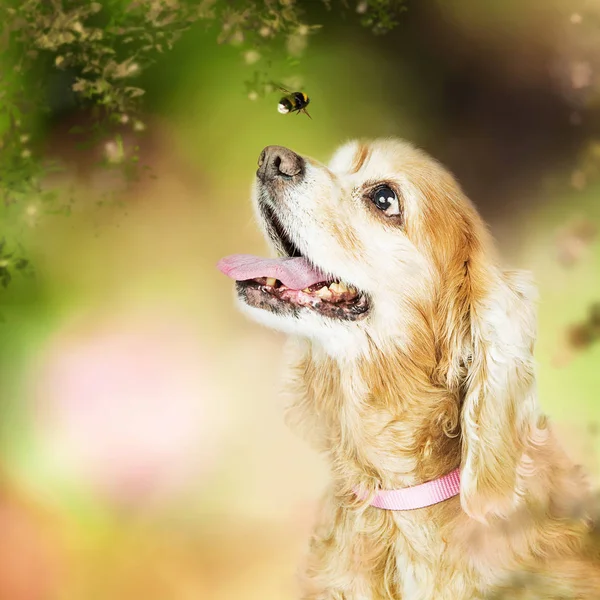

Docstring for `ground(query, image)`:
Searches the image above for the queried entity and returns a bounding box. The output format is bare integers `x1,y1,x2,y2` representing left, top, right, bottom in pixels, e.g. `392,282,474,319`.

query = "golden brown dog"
218,139,600,599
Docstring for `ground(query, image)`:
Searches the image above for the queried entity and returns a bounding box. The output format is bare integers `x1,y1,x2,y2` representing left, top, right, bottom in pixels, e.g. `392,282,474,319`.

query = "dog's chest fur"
285,340,485,598
284,338,462,490
390,516,479,599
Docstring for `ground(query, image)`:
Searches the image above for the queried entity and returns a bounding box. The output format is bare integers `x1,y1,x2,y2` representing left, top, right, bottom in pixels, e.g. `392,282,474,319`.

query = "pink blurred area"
31,310,224,508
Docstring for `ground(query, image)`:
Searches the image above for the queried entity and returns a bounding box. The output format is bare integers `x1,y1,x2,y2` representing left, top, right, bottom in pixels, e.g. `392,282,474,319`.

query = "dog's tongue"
217,254,327,290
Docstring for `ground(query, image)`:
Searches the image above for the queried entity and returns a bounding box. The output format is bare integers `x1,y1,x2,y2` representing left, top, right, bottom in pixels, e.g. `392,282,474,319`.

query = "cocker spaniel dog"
218,139,600,599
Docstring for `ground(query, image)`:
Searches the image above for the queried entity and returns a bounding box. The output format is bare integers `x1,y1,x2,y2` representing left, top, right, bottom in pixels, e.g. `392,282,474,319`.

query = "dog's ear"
455,266,543,522
424,177,546,522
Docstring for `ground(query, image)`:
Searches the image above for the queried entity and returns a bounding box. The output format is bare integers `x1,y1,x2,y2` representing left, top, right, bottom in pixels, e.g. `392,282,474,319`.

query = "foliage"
356,0,408,34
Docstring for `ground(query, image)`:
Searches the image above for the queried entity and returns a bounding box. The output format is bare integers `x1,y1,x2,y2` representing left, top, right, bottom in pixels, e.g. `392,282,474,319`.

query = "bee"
273,84,312,119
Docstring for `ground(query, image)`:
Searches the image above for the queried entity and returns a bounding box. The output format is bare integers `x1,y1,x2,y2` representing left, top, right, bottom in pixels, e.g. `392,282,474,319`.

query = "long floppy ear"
458,267,542,522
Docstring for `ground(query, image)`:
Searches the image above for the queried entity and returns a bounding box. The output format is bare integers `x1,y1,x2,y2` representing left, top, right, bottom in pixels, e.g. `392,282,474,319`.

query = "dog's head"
218,138,542,521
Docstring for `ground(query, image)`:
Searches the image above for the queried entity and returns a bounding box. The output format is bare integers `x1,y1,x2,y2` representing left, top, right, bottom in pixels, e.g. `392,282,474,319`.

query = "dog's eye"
371,186,400,217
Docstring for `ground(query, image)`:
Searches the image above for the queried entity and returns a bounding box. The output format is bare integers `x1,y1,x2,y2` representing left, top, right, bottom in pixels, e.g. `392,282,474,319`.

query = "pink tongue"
217,254,327,290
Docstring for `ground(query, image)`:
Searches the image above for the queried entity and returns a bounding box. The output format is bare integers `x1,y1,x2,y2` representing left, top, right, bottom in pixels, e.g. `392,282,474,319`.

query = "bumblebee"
275,85,312,119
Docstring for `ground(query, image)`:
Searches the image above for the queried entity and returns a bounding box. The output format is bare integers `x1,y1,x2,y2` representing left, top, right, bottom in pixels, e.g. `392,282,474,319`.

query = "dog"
218,139,600,599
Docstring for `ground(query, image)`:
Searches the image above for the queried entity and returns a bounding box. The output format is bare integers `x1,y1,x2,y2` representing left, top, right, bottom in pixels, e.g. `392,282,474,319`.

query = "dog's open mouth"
217,209,369,321
237,276,369,320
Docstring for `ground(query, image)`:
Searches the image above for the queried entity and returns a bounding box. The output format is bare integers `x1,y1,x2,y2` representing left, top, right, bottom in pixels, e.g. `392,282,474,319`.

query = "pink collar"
355,468,461,510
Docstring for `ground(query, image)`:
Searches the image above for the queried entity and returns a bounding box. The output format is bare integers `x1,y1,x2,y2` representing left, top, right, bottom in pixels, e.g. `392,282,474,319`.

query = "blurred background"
0,0,600,598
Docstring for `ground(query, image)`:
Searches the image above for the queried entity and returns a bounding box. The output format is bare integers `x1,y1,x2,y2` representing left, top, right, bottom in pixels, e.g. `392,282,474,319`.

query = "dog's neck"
285,336,462,495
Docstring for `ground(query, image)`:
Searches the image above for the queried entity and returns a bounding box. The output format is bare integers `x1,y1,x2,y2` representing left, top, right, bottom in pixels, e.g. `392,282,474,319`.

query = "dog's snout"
257,145,304,181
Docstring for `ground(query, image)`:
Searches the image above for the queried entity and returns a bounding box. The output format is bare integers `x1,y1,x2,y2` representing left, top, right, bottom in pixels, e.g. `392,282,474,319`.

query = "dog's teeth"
266,277,277,286
315,286,333,299
329,282,348,294
330,282,348,294
302,288,310,292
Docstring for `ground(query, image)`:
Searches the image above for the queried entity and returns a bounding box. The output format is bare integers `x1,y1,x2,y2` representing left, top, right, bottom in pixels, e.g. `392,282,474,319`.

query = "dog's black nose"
257,146,304,181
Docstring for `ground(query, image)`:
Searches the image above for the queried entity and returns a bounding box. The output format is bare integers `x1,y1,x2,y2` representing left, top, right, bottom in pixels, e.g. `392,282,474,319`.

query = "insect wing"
271,82,292,95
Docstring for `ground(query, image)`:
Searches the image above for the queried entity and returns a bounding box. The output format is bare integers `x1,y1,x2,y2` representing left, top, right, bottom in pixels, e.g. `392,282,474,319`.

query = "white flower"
357,1,368,14
244,50,261,65
104,140,124,164
571,61,593,89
